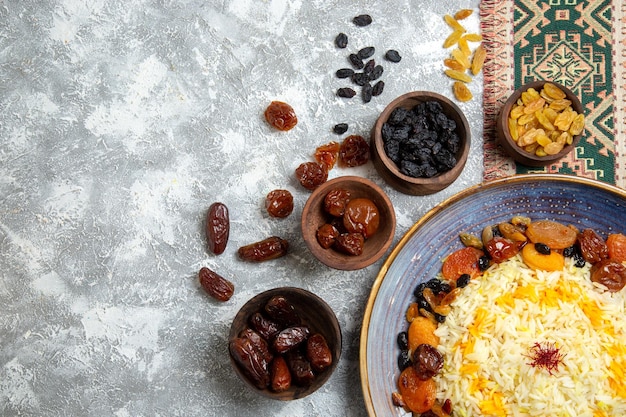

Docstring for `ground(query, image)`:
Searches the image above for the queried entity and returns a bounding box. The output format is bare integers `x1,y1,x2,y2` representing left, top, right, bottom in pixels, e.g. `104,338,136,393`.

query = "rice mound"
433,254,626,417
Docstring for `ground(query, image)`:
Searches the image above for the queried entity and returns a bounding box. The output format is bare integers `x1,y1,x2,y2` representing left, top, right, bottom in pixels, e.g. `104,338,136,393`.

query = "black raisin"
349,54,364,70
336,68,354,79
335,32,348,48
478,255,490,271
369,65,384,81
362,82,373,103
363,59,375,75
574,251,586,268
535,242,551,255
456,273,471,288
434,313,446,323
358,46,375,60
563,246,575,257
352,72,369,86
337,87,356,98
353,14,372,27
397,331,408,350
333,123,348,134
372,80,384,96
385,49,402,62
413,282,427,298
398,350,411,371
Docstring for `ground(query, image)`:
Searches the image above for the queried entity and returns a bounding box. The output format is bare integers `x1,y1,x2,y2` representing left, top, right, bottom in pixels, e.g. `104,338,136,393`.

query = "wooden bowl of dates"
496,80,584,167
370,91,470,196
228,287,342,400
301,176,396,271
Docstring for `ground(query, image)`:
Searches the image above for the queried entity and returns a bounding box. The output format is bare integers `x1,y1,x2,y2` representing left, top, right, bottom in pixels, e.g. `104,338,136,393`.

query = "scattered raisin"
337,87,357,98
264,101,298,131
335,68,354,78
333,123,349,134
358,46,375,60
369,65,384,81
353,14,372,27
198,267,234,301
385,49,402,62
295,161,328,190
339,135,370,167
206,202,229,255
348,53,364,69
265,189,294,218
362,82,373,103
334,32,348,48
372,80,385,96
238,236,289,262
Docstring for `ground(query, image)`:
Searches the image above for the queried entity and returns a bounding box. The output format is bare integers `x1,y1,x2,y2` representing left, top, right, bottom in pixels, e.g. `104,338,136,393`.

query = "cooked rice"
433,254,626,417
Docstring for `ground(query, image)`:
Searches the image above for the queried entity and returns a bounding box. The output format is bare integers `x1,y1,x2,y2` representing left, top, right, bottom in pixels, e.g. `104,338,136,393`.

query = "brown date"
238,236,289,262
273,326,311,354
239,328,273,363
590,259,626,292
206,202,229,255
270,356,292,392
198,267,234,301
229,333,272,389
578,228,609,264
249,312,281,340
316,223,339,249
264,295,301,327
412,343,443,380
334,232,365,256
286,350,315,387
265,189,294,218
306,333,333,372
324,189,352,217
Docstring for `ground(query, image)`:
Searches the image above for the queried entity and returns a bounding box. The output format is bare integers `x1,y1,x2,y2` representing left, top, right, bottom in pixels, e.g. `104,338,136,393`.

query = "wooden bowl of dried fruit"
301,176,396,270
228,287,342,400
496,80,584,167
370,91,471,196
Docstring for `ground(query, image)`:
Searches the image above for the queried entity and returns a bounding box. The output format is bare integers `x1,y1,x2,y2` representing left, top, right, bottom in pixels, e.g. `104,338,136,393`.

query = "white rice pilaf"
434,255,626,417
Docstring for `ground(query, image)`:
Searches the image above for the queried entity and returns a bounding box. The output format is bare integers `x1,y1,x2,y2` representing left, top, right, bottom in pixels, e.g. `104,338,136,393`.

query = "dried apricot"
407,316,439,351
525,220,577,249
521,242,565,271
607,233,626,262
397,367,437,413
441,246,484,280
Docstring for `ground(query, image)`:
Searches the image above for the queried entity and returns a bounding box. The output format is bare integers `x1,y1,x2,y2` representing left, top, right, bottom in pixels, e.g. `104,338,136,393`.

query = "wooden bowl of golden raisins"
496,80,584,167
228,287,342,400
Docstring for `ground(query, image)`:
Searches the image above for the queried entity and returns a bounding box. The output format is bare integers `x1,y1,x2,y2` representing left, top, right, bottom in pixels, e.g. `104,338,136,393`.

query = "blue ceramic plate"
360,174,626,416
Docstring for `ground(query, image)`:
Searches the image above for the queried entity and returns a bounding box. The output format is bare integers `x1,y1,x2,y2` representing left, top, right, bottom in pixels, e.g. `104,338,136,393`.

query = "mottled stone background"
0,1,481,416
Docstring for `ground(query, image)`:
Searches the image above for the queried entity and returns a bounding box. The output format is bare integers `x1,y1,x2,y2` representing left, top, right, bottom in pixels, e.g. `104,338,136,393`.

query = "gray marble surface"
0,1,482,416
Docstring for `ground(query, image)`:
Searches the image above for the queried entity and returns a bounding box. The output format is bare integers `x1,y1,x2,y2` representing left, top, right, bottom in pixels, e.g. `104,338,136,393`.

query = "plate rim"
359,173,626,416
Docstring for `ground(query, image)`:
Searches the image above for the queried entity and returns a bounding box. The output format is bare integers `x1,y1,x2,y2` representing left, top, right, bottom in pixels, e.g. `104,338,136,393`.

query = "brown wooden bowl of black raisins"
301,176,396,270
228,287,342,400
370,91,470,195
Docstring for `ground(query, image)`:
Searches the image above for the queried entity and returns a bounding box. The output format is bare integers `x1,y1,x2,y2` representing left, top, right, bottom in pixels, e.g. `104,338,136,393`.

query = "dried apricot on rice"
407,316,439,351
521,243,565,271
525,219,577,249
453,81,473,102
398,367,437,414
442,246,484,280
607,233,626,262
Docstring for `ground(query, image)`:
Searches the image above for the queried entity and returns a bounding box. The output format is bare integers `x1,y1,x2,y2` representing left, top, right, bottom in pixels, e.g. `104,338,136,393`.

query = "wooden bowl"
301,176,396,270
496,80,583,167
370,91,470,195
228,287,342,400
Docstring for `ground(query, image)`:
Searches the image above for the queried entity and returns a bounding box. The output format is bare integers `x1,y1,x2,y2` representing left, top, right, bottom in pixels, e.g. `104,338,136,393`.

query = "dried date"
270,356,292,392
229,333,272,389
286,350,315,386
306,333,333,372
238,236,289,262
265,189,294,218
264,295,301,327
412,343,443,380
295,161,328,190
198,267,234,301
249,312,281,340
206,202,229,255
273,326,311,353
